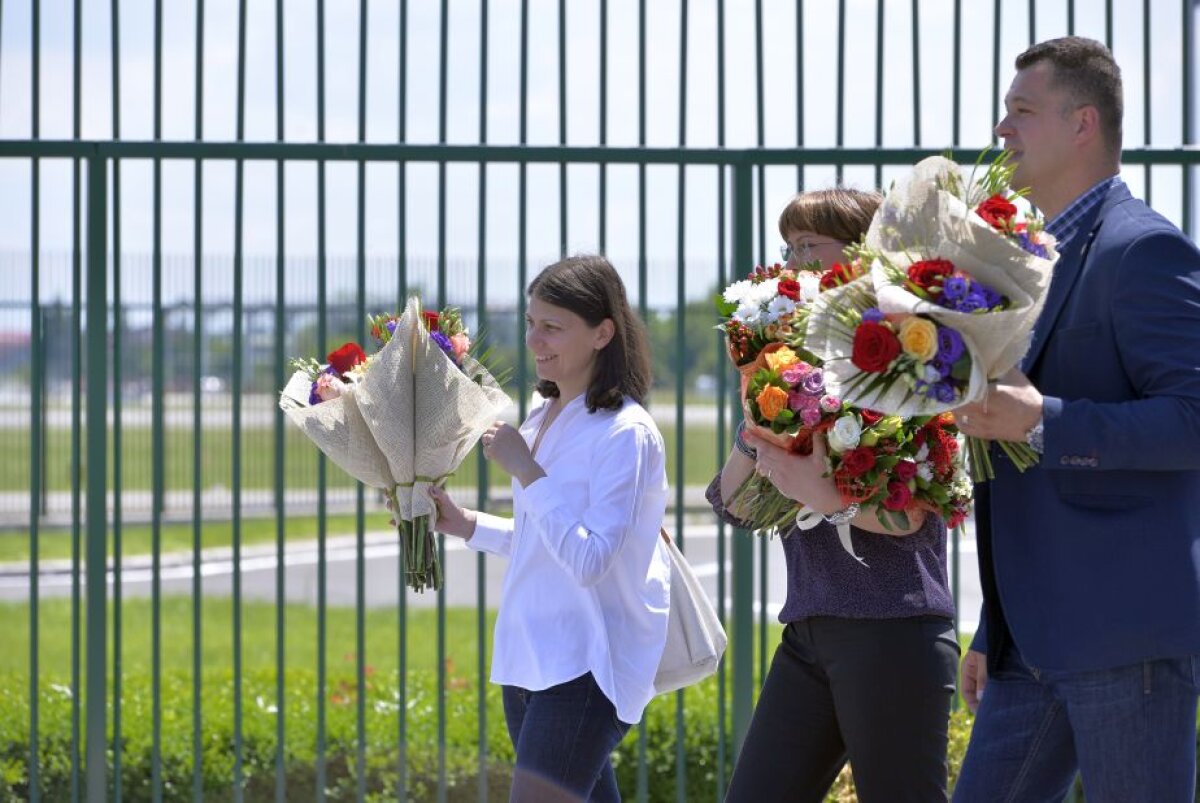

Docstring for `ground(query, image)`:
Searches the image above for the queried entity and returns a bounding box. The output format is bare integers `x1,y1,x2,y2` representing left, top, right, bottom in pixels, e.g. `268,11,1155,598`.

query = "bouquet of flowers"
804,152,1058,479
279,296,512,592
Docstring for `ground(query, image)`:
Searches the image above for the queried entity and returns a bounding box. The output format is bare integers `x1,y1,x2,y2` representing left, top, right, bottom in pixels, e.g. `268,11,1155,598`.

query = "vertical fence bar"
558,0,566,255
396,2,409,798
191,2,206,799
71,0,84,792
874,0,884,189
730,159,754,758
1067,0,1074,34
436,2,450,800
599,0,607,253
992,0,1001,145
29,1,42,794
316,2,329,797
674,1,688,798
151,0,165,794
84,153,109,803
912,0,921,145
517,0,528,424
795,2,803,189
1183,0,1194,239
753,0,767,689
355,2,369,800
715,0,728,792
1106,0,1113,48
1144,0,1152,206
232,0,248,797
1028,0,1035,46
110,0,124,794
952,0,961,146
475,1,490,797
835,0,845,185
273,2,287,800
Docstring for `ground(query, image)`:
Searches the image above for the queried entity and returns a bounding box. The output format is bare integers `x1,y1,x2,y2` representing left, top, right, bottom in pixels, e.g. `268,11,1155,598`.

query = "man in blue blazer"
951,37,1200,801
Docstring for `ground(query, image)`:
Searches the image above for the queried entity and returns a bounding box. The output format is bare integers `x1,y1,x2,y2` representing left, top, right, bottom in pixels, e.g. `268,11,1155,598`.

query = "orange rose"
756,385,790,422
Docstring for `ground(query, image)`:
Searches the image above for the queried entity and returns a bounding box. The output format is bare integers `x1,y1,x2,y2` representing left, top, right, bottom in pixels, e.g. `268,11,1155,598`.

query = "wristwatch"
1024,416,1045,455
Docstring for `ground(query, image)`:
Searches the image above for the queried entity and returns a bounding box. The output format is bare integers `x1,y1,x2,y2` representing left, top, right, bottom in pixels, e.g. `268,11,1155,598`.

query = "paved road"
0,520,984,634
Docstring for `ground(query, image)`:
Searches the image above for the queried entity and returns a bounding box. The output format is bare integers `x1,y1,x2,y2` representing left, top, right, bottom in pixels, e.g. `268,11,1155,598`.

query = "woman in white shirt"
428,254,671,802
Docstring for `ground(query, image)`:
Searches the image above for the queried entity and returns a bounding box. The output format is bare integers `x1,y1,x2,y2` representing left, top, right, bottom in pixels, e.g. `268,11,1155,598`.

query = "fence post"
730,158,755,757
85,153,109,803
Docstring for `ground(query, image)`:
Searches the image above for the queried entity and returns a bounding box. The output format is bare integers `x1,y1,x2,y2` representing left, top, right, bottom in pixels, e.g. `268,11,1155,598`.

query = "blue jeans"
502,672,632,802
953,645,1200,803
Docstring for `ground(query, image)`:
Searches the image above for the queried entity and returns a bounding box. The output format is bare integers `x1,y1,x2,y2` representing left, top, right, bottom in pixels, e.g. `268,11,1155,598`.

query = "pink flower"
788,391,819,414
819,395,841,413
450,332,471,360
781,363,812,385
800,407,822,427
315,372,348,402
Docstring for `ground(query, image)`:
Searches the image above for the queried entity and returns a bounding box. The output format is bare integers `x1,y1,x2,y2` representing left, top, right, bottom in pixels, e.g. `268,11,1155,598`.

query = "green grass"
9,423,721,496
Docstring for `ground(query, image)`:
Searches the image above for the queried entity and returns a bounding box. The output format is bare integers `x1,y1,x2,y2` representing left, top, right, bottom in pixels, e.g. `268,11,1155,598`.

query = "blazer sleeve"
1043,229,1200,471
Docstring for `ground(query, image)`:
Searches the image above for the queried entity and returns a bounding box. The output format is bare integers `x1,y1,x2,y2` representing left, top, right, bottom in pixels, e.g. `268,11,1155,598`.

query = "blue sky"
0,0,1196,316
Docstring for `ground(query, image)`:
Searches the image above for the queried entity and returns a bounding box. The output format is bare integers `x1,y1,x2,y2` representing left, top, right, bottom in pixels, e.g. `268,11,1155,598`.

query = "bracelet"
734,421,757,459
823,502,860,527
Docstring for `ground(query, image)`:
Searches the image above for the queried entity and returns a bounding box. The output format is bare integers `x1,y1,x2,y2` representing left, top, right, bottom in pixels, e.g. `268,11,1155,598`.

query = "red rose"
777,278,801,300
818,262,864,291
422,310,441,331
906,258,955,290
859,409,884,426
851,321,901,373
975,194,1018,231
894,459,918,482
839,447,877,478
882,480,913,511
327,342,367,375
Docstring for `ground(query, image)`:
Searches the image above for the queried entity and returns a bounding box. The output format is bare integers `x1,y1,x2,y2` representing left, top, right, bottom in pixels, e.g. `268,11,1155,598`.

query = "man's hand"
960,649,988,713
953,367,1043,442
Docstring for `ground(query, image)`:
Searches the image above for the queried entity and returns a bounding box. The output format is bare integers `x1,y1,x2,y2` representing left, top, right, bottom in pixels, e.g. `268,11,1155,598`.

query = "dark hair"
527,254,652,412
1016,36,1123,158
777,188,882,243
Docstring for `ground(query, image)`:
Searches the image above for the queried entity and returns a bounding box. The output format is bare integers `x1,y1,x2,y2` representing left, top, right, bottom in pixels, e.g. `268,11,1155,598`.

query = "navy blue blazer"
973,181,1200,672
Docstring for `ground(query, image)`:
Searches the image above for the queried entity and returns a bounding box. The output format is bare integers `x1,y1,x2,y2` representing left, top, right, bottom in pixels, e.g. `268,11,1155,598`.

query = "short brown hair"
777,188,882,243
527,254,652,413
1016,36,1123,157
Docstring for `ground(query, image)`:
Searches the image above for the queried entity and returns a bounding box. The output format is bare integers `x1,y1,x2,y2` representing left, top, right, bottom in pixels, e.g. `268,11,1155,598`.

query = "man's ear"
1073,104,1101,146
594,318,616,350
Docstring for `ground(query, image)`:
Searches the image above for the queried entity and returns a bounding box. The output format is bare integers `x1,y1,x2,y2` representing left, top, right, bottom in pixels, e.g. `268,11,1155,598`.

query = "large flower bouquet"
805,152,1058,479
717,263,839,531
279,297,512,592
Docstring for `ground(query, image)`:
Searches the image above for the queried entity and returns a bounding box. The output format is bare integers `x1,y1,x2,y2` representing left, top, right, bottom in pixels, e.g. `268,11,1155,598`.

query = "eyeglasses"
780,238,846,264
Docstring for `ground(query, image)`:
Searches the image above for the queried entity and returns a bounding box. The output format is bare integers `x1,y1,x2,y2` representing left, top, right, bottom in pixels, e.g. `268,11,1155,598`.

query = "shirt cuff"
467,511,514,556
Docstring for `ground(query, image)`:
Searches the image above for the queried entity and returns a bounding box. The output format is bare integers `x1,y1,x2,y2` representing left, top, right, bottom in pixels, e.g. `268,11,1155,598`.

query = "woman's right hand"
426,486,477,540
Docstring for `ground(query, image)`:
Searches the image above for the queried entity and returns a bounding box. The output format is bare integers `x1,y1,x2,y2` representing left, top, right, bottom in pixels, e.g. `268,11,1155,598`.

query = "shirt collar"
1044,175,1122,250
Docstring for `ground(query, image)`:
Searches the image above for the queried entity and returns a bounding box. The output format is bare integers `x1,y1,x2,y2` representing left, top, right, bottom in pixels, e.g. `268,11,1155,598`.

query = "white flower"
733,302,761,326
723,280,755,305
915,443,930,461
767,295,796,321
917,462,935,482
749,279,780,307
799,273,821,303
826,414,862,454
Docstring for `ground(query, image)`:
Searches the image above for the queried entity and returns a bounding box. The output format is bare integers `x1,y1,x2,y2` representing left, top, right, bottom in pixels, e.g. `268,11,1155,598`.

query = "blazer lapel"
1020,183,1130,374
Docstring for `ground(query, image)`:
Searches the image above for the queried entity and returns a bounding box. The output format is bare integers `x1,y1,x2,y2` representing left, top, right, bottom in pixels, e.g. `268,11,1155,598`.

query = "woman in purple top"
712,189,960,803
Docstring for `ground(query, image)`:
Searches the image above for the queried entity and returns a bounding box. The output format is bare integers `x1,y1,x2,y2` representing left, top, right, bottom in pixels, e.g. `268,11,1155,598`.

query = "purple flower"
1018,231,1049,258
936,327,965,362
862,307,885,323
954,288,988,313
930,358,954,379
981,285,1005,309
431,330,454,358
309,382,322,405
933,381,958,403
386,319,398,335
942,276,969,302
801,369,826,395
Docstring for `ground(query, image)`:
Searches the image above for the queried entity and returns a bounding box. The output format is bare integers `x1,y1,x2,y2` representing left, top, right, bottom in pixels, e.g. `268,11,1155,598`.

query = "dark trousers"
725,616,960,803
502,672,632,802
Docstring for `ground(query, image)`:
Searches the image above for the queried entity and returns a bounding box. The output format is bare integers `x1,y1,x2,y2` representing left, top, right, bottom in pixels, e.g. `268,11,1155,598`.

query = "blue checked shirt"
1044,175,1123,252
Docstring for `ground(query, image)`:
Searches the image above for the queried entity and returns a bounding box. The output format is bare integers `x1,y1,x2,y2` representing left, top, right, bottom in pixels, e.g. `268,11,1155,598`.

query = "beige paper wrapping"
355,297,513,522
279,371,396,490
280,296,513,523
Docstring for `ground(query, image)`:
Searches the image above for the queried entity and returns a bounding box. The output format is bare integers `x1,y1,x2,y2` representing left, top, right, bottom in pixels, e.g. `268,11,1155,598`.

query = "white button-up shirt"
467,393,671,724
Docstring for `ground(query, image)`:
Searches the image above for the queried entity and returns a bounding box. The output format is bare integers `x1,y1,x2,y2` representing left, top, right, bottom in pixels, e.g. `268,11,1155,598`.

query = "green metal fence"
4,1,1197,801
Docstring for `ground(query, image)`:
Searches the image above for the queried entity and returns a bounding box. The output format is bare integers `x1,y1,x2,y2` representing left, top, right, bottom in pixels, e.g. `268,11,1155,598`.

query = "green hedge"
1,670,1195,802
